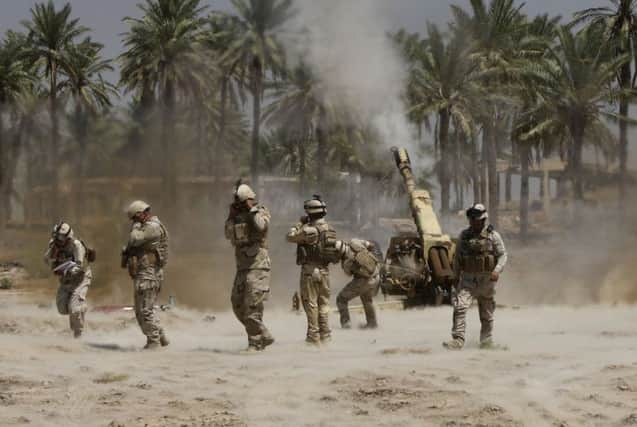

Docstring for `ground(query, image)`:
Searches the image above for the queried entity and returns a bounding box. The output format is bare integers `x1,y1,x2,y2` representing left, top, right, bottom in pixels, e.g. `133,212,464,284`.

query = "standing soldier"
225,184,275,352
44,222,94,338
286,195,339,345
335,239,381,329
121,201,169,350
443,203,508,350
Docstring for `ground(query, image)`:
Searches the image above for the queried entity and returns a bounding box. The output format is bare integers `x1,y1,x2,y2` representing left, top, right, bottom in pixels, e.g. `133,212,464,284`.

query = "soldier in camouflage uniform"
121,201,169,350
443,203,508,350
335,239,381,329
44,222,93,338
286,196,339,345
225,184,275,351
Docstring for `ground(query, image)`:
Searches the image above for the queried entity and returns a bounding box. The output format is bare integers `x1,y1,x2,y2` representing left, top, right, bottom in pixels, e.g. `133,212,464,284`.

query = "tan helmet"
126,200,151,219
235,184,256,202
466,203,488,220
304,195,327,215
52,222,74,242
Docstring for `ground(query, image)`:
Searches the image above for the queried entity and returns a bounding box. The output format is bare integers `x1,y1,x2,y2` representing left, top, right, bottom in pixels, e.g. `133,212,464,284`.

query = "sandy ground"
2,293,637,427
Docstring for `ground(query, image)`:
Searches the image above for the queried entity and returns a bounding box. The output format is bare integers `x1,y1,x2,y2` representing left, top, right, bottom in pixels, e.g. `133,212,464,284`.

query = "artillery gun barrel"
391,147,444,239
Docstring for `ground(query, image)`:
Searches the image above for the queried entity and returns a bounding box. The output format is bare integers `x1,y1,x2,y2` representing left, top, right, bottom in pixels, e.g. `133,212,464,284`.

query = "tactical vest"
132,219,169,268
50,239,88,269
459,228,496,273
231,210,267,249
296,222,339,266
348,240,379,278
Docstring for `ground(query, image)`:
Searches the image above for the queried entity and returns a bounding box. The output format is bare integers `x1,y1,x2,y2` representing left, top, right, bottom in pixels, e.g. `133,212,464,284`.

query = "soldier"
286,195,339,345
335,239,381,329
224,184,275,352
44,222,94,338
121,200,169,350
443,203,508,350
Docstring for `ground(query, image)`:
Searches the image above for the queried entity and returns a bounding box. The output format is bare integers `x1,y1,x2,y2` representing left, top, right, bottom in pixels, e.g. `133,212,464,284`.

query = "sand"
2,293,637,427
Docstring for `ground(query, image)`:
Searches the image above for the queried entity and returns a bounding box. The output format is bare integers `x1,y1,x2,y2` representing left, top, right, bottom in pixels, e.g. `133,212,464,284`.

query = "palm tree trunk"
619,69,631,204
216,75,229,179
250,63,262,186
439,109,450,216
0,108,6,229
471,135,480,203
480,131,488,205
316,106,327,190
519,143,530,240
50,61,60,221
505,168,512,204
299,123,308,195
162,78,177,225
485,120,498,227
74,107,88,227
570,118,585,201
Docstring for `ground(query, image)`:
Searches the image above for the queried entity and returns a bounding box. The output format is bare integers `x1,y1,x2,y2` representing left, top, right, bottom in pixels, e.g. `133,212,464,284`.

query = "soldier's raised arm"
72,239,87,269
492,230,508,274
250,206,270,232
286,221,318,244
129,221,162,247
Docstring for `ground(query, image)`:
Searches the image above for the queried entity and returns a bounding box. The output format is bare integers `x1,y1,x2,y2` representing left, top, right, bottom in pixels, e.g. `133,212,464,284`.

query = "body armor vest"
296,222,338,266
231,211,267,249
459,228,496,273
49,240,88,269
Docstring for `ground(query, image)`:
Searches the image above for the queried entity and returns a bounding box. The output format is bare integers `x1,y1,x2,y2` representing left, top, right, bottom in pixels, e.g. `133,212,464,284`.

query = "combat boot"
261,335,275,349
442,339,464,350
341,321,352,329
160,332,170,347
73,330,82,339
144,341,161,350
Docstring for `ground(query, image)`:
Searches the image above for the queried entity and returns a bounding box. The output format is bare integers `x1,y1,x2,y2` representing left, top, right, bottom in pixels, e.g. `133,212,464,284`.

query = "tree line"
0,0,635,238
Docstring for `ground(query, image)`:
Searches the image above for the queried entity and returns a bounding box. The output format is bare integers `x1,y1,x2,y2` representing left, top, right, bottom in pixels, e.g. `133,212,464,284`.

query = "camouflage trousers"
231,269,272,347
336,274,379,328
300,266,331,344
451,274,496,344
56,270,91,336
133,278,164,344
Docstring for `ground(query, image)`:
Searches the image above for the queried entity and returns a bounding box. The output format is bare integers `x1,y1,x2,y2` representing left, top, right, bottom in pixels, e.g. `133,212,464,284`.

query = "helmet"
304,195,327,215
126,200,151,219
52,222,74,242
466,203,488,220
235,184,256,202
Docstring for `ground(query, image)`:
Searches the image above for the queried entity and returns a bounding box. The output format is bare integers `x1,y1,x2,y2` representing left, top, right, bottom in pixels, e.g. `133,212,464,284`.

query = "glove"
132,222,143,230
249,206,259,214
300,215,309,224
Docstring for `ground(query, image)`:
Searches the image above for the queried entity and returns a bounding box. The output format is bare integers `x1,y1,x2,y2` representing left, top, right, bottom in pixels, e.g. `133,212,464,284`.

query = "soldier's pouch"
233,223,250,246
354,250,378,278
247,269,270,292
127,256,139,278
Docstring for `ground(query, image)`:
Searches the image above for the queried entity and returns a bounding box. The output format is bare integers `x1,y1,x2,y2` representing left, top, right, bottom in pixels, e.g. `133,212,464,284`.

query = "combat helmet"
466,203,488,220
52,222,74,242
126,200,151,220
235,184,256,202
304,195,327,216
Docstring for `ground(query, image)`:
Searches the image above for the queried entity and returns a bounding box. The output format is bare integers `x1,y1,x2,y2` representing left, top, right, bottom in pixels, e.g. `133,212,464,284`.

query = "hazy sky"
0,0,600,80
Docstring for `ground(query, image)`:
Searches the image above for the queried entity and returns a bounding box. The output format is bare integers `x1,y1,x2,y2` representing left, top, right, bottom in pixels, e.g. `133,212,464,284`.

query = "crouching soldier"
335,239,381,329
45,222,94,338
121,200,169,350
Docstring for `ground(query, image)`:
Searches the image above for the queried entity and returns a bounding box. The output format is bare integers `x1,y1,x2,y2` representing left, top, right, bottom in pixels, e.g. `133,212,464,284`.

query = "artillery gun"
380,147,456,306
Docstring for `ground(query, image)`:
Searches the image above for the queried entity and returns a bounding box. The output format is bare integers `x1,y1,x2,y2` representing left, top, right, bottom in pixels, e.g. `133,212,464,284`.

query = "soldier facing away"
286,195,340,345
335,239,381,329
121,200,169,350
224,184,275,351
44,222,94,338
443,203,508,350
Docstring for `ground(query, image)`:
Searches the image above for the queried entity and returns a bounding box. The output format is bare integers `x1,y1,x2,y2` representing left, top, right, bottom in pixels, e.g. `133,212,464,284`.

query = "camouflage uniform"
125,216,169,346
450,225,507,346
336,239,379,329
225,205,274,349
45,237,92,337
287,218,336,344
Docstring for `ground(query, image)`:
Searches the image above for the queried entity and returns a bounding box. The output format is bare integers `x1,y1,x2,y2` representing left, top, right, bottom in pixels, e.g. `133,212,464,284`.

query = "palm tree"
59,38,117,225
222,0,294,185
451,0,528,226
521,24,628,202
22,0,88,220
572,0,637,203
405,23,483,215
0,32,34,228
120,0,209,222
